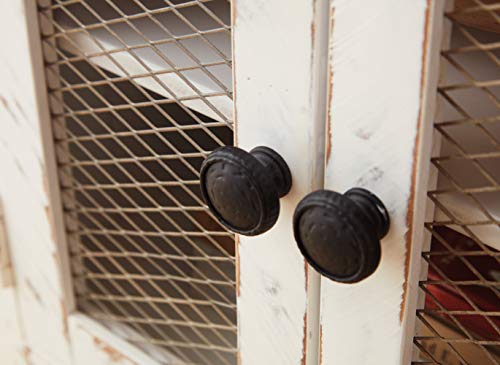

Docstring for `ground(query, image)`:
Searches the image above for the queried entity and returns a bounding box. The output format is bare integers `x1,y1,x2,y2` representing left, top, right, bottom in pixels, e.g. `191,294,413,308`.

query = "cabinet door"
0,1,73,364
318,1,500,364
1,1,329,364
317,1,447,364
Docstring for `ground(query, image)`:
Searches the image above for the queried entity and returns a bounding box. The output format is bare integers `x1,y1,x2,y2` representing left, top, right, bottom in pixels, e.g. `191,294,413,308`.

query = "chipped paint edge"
400,1,451,363
320,1,446,364
233,0,328,363
69,314,162,365
401,0,433,324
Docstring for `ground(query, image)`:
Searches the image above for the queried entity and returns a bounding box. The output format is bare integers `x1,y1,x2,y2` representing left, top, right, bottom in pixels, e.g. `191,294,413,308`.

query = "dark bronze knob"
293,188,390,283
200,146,292,236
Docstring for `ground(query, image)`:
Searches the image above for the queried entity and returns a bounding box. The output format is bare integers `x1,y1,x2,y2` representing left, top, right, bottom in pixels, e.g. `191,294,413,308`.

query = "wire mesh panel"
413,1,499,364
37,1,236,363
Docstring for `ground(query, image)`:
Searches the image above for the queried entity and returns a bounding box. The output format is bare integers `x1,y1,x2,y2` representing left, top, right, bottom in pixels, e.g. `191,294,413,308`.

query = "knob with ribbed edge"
293,188,390,283
200,146,292,236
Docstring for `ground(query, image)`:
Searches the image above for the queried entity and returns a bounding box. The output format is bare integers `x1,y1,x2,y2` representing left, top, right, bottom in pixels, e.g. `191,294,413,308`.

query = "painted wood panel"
0,287,26,365
232,0,329,364
0,201,25,364
319,1,446,364
69,315,164,365
0,1,73,363
1,1,167,364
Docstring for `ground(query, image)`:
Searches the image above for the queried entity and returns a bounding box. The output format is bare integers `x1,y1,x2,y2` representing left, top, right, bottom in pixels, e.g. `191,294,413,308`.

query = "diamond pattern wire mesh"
37,1,236,364
413,1,499,364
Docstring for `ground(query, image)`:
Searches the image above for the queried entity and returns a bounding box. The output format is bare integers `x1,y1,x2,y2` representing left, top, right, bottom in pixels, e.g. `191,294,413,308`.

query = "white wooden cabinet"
0,1,498,364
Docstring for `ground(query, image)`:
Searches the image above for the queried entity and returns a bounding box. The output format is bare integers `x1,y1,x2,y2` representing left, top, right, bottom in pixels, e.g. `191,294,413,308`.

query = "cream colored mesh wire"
412,1,499,364
37,1,236,364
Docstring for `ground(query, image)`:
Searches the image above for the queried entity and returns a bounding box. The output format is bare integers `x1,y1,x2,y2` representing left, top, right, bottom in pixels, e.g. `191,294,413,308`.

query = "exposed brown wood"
0,200,14,287
402,0,433,323
319,325,323,365
325,7,335,164
301,313,307,365
93,337,138,364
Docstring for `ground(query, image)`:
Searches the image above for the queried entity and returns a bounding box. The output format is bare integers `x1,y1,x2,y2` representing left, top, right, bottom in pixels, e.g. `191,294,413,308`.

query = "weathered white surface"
0,204,23,363
0,200,14,288
233,0,329,364
70,314,164,365
0,1,171,364
0,288,26,365
320,1,444,364
411,2,454,362
0,1,73,363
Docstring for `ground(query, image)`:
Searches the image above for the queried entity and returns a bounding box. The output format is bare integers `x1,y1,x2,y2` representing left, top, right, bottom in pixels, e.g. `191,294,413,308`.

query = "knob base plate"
345,188,390,239
250,146,292,198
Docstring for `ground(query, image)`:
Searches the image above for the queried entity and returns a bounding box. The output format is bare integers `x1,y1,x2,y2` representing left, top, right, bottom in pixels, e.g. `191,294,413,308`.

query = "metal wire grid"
413,1,500,364
38,1,236,364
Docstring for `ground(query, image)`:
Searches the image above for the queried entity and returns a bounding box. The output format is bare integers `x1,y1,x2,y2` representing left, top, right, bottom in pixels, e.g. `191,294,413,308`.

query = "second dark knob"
293,188,390,283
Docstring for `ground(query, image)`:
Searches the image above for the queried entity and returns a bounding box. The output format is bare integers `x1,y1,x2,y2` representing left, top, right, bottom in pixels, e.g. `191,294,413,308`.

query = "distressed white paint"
0,203,23,364
400,2,450,363
0,288,26,365
2,0,452,363
0,201,14,288
412,3,454,361
1,1,172,364
69,314,165,365
233,0,329,364
320,1,445,364
0,0,73,363
3,1,331,363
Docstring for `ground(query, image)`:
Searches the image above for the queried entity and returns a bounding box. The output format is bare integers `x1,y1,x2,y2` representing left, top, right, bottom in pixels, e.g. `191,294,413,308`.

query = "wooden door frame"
2,0,331,364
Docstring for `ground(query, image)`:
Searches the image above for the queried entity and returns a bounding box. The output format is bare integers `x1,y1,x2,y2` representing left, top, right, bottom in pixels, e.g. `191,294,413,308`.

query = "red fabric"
424,227,499,340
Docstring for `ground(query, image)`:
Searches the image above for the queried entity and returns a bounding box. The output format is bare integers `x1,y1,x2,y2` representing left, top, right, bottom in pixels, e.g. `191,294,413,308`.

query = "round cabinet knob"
200,146,292,236
293,188,390,283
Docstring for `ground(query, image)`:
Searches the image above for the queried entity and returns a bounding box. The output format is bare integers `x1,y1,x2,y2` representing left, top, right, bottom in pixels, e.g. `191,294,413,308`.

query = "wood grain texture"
233,0,329,364
320,0,446,364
